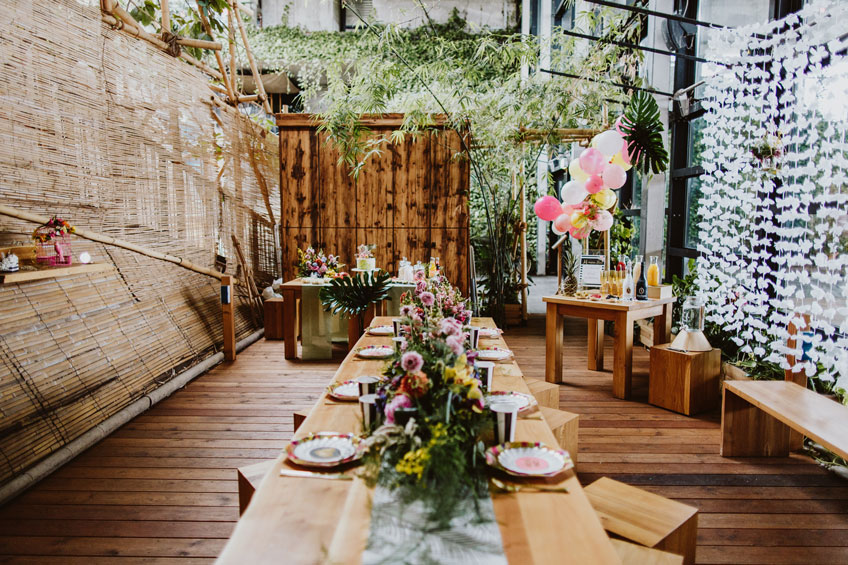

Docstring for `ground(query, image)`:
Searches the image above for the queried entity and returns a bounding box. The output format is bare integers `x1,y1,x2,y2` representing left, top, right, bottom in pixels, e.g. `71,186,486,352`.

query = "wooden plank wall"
277,114,470,292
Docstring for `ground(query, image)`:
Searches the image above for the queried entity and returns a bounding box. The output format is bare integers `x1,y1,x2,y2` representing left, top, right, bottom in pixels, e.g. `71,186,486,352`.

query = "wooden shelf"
0,263,114,284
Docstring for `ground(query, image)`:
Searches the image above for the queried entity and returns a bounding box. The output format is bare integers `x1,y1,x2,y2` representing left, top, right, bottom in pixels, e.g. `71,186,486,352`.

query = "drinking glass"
647,256,660,286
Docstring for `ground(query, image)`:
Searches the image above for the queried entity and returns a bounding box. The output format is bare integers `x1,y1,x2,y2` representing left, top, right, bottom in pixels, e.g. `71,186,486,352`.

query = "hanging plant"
619,91,669,175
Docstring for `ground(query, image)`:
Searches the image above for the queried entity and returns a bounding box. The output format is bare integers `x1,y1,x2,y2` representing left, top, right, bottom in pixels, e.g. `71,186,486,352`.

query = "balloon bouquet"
533,120,632,239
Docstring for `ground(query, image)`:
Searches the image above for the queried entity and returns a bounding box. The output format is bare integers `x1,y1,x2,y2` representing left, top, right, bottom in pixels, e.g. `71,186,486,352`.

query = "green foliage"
123,0,230,60
621,91,669,175
319,271,391,317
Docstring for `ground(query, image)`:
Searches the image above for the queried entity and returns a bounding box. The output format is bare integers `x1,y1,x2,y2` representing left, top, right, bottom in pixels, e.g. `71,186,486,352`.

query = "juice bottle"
646,256,660,286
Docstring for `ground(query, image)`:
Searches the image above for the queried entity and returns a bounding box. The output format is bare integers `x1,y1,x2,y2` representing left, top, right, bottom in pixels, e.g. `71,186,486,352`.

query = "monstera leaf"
621,91,669,175
319,271,392,318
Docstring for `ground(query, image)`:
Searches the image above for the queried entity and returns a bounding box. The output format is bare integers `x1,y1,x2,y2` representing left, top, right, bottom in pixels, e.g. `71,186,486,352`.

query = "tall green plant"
319,271,391,318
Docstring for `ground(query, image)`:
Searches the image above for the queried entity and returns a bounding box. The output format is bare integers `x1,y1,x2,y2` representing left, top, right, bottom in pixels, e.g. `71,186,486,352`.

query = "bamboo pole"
518,154,528,321
196,2,236,104
177,37,223,51
228,7,239,94
0,203,229,282
161,0,170,36
230,0,272,114
100,12,224,81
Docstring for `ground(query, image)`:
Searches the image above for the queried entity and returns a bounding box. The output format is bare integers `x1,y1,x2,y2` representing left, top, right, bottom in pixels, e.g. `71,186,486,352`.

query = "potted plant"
319,270,392,346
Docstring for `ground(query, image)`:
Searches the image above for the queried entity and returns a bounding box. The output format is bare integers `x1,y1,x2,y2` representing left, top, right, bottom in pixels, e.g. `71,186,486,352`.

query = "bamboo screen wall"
0,1,279,488
277,115,470,291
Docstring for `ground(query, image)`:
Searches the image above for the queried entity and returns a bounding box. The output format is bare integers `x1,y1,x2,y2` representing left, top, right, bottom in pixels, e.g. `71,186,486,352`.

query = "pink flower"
420,292,435,307
401,351,424,373
385,394,413,424
414,270,425,281
400,305,414,317
440,317,462,337
415,280,427,294
446,335,464,356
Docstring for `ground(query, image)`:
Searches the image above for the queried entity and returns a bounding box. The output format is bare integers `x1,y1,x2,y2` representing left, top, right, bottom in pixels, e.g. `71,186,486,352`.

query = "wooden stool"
585,477,698,565
237,459,275,515
649,345,721,415
264,298,285,340
611,539,683,565
526,378,559,409
293,409,309,432
538,405,579,465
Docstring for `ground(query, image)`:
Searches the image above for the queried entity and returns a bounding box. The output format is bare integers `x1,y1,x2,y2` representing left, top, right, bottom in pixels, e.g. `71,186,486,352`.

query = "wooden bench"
538,405,579,465
237,459,275,515
263,297,285,340
611,539,683,565
721,380,848,459
585,477,698,565
526,378,559,409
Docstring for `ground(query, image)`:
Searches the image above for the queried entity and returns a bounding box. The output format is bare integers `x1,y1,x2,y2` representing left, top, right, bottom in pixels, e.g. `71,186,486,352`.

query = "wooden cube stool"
539,405,579,464
264,297,285,340
526,378,559,409
237,459,275,515
649,345,721,415
585,477,698,565
293,409,309,432
610,539,683,565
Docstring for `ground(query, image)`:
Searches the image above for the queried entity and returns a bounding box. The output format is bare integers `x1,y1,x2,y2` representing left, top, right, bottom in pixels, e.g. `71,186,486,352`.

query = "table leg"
612,313,633,399
545,303,563,384
588,318,604,371
282,288,297,360
654,302,673,345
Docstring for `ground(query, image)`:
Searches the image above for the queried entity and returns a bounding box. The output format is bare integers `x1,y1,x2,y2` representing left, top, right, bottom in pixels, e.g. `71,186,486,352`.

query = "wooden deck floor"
1,316,847,564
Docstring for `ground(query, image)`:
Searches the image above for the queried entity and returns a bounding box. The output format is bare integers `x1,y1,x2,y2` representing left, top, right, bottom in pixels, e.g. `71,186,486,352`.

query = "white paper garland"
696,0,848,398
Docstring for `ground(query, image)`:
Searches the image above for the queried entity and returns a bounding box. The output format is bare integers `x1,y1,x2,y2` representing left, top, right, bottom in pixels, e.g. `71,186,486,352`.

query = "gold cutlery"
280,469,354,481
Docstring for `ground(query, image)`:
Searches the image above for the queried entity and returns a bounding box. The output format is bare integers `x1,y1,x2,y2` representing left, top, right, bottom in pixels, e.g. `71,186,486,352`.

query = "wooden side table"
543,295,674,400
649,345,721,415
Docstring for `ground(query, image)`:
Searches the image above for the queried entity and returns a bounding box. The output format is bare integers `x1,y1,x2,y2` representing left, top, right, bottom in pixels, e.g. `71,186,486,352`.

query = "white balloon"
593,129,625,157
551,221,566,235
568,158,589,182
560,180,589,205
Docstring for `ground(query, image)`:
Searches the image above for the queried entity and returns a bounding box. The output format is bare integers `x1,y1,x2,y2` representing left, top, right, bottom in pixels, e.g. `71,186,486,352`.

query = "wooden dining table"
217,316,621,564
543,295,675,400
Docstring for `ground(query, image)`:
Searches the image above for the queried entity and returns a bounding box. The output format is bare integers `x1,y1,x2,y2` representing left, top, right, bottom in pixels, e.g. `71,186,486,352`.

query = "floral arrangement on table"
296,246,343,278
355,243,376,271
32,216,75,266
399,273,473,326
360,299,490,522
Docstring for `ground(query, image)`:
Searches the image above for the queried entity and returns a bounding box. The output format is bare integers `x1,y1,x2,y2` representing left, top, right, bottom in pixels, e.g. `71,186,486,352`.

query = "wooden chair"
585,477,698,565
539,405,579,465
525,378,559,409
237,459,275,515
610,539,683,565
721,380,848,460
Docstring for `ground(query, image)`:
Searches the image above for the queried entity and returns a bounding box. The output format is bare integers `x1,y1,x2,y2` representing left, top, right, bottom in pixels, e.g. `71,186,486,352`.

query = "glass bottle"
681,296,705,332
646,256,660,286
635,261,647,301
622,264,634,300
633,254,643,282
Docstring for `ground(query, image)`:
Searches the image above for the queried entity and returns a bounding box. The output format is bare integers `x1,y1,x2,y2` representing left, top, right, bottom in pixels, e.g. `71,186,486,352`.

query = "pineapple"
559,243,578,296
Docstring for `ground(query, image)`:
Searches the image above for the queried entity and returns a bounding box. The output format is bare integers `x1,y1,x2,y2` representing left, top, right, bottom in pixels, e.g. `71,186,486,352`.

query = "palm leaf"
621,91,669,175
319,271,392,318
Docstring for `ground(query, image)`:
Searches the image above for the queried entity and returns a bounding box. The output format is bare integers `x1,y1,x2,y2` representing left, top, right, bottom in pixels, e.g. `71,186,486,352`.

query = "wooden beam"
230,0,272,114
176,37,223,51
161,0,170,35
196,2,236,104
275,113,450,128
221,275,237,361
0,203,229,282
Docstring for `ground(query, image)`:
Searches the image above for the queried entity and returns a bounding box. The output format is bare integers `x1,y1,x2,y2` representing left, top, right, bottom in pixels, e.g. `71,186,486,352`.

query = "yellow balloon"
610,151,632,172
591,188,618,210
570,211,589,228
568,158,589,182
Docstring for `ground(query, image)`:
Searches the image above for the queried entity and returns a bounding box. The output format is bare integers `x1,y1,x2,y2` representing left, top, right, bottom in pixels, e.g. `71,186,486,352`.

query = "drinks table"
216,317,620,564
543,295,675,400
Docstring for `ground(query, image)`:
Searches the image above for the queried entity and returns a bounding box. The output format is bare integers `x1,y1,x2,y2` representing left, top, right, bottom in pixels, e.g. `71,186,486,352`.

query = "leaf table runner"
361,485,508,565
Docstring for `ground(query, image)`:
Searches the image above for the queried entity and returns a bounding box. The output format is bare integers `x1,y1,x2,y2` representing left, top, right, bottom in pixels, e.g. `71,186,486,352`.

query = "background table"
217,317,620,564
543,295,674,400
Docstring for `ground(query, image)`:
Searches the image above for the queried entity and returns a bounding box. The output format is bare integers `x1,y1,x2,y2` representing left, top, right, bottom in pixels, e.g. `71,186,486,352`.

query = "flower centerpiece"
399,273,473,326
360,303,490,522
32,216,74,266
355,244,376,271
296,246,343,278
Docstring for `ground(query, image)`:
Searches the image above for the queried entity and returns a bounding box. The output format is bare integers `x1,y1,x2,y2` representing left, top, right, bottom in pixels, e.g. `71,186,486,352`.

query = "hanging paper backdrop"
696,0,848,397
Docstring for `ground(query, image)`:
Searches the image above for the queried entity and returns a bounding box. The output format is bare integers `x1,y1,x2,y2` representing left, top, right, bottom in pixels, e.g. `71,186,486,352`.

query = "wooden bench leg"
657,513,698,565
588,318,604,371
721,386,790,457
545,303,563,384
293,409,308,432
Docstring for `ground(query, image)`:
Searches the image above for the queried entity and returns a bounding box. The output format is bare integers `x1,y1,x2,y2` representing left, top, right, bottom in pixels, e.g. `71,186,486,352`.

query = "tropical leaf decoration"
319,271,392,318
620,91,669,175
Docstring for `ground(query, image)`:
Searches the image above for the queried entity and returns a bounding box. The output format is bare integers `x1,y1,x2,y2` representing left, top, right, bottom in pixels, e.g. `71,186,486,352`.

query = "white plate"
287,434,360,467
367,325,394,336
476,348,512,361
356,346,394,359
497,445,567,477
328,380,359,400
485,391,535,411
479,328,503,338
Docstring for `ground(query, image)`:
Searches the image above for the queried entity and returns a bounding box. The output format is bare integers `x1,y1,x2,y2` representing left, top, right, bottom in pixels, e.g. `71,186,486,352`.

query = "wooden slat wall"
277,115,470,292
0,0,279,489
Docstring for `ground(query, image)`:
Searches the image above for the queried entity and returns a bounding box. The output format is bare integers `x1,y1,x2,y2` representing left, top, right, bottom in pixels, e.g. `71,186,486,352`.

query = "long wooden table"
217,316,620,564
543,295,674,400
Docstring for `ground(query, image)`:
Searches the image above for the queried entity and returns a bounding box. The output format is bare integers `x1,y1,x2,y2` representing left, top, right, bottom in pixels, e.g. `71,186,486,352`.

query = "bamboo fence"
0,0,279,487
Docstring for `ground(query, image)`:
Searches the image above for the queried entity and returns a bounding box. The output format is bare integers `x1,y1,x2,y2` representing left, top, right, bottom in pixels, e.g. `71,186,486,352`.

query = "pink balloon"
579,148,605,176
553,213,572,234
602,163,627,189
569,225,591,239
534,196,562,222
585,175,604,194
590,209,614,231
